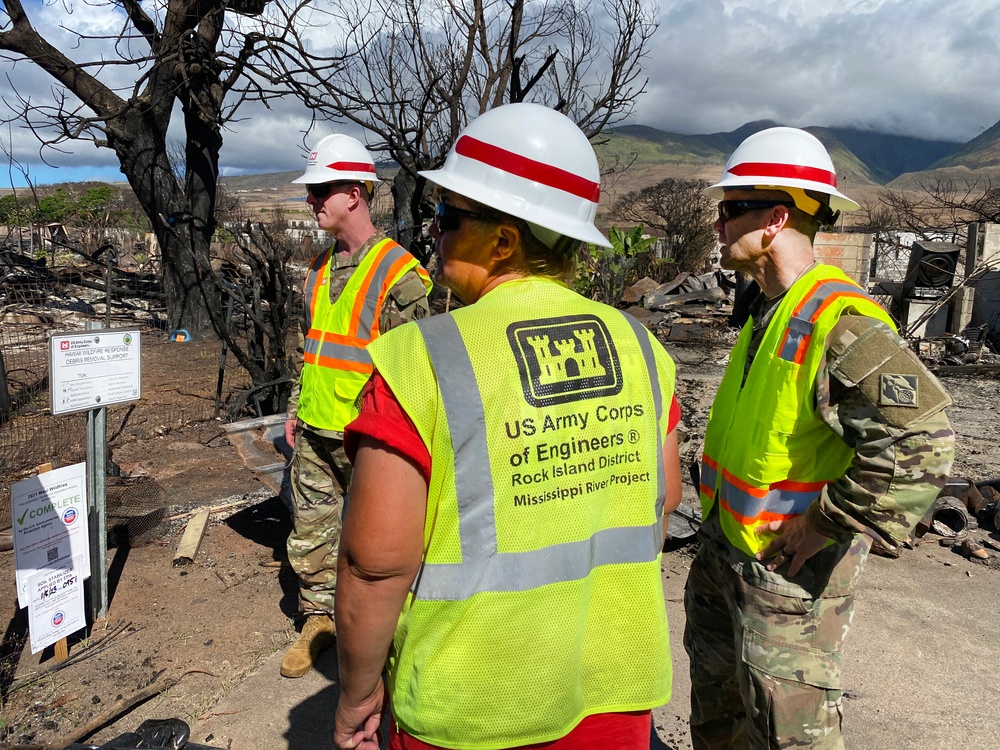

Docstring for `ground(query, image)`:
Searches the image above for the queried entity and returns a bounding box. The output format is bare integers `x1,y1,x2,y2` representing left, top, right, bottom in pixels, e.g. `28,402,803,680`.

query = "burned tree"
0,0,344,338
274,0,656,260
213,197,298,418
612,178,716,273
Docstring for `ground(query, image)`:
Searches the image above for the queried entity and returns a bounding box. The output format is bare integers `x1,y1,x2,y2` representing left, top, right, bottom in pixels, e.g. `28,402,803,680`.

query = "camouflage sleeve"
379,268,431,333
286,285,309,418
808,314,955,550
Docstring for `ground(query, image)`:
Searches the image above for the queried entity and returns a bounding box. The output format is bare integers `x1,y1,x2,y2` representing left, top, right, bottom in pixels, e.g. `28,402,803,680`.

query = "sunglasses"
306,183,339,200
307,182,365,200
433,201,496,233
717,200,794,223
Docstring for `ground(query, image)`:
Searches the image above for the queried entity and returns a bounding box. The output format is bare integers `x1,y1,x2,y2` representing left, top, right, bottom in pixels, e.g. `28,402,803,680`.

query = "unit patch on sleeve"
507,315,622,407
880,373,918,407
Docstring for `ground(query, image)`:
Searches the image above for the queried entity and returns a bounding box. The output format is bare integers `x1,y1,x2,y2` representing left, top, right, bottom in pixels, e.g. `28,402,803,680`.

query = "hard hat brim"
420,168,612,249
704,176,859,213
291,173,382,185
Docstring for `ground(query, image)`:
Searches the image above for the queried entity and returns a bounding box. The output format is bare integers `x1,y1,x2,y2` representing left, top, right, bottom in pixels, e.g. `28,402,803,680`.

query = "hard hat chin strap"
525,221,580,254
757,186,840,228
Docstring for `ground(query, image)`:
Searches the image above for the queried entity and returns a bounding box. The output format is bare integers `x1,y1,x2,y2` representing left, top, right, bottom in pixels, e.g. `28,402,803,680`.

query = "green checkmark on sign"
16,507,28,526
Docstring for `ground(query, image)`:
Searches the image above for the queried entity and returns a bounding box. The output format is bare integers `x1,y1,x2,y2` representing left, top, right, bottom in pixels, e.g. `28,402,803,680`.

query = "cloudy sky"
2,0,1000,188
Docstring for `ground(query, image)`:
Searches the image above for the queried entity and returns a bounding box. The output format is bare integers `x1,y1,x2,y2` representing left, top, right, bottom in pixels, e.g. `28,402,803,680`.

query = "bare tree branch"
269,0,657,258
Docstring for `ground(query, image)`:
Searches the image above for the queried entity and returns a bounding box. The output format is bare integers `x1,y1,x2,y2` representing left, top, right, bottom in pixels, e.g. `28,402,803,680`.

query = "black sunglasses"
307,182,364,200
434,201,496,232
306,183,338,200
717,200,794,223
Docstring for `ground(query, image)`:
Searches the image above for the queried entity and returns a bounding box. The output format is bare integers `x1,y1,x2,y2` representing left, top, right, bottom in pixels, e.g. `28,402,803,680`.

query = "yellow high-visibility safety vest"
369,276,676,750
699,263,896,557
296,238,431,433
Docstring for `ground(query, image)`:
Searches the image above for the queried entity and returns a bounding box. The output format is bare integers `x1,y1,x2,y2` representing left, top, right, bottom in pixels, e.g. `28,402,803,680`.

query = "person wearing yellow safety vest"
331,103,684,750
684,127,955,749
280,133,432,679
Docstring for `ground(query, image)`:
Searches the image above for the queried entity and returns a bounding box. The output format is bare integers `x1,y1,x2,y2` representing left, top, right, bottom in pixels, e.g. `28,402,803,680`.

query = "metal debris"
961,538,990,560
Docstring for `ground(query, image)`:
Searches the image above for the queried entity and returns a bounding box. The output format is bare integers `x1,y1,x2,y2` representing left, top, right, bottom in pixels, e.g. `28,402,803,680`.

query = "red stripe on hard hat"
325,161,377,174
729,162,837,188
455,136,600,203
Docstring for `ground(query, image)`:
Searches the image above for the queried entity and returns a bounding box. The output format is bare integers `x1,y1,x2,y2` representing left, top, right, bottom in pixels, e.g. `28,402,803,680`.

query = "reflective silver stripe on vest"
778,281,872,362
699,456,718,500
778,315,815,362
355,242,413,338
622,312,666,518
413,311,665,602
303,337,373,365
718,475,822,522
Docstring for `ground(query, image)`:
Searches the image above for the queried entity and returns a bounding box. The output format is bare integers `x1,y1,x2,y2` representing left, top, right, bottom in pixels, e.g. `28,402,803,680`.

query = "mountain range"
594,118,1000,196
218,118,1000,202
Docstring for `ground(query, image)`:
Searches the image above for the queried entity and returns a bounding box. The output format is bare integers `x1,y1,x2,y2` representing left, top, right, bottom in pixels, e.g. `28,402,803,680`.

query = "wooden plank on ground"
172,507,210,567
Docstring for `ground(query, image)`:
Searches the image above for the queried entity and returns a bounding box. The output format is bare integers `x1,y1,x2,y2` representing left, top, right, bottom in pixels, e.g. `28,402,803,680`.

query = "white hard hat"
419,102,611,248
292,133,381,184
705,126,858,214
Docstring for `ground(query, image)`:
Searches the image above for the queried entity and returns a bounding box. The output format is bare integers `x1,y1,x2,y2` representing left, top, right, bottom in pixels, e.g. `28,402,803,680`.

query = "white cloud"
5,0,1000,187
638,0,1000,142
37,0,128,37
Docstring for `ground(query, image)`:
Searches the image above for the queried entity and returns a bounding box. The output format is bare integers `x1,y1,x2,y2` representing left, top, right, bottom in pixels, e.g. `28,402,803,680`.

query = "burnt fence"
0,238,309,534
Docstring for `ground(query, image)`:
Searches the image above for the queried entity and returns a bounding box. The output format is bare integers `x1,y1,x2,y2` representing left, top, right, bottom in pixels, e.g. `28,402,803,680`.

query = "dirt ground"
2,330,1000,749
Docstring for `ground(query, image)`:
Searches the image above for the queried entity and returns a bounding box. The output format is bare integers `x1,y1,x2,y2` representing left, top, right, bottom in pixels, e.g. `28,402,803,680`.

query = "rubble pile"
0,243,164,330
622,271,738,345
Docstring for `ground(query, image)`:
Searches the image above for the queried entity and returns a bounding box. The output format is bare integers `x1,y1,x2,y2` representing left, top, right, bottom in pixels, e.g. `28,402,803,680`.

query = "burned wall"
959,223,1000,333
814,232,872,286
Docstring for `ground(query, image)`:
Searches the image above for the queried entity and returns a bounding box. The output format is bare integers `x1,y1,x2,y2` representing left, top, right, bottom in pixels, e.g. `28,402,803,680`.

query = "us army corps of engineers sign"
49,329,142,416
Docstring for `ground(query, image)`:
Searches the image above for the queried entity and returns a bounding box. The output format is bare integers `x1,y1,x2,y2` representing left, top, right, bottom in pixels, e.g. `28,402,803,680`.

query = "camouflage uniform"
286,230,430,615
685,264,955,749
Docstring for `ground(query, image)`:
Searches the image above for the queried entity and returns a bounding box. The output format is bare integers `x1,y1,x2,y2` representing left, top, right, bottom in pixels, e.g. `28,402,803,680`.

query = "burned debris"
911,476,1000,566
622,270,738,346
0,235,163,329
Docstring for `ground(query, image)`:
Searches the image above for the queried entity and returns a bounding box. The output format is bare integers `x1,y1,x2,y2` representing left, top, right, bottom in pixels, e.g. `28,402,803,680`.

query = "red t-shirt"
344,372,679,750
345,371,681,479
388,710,651,750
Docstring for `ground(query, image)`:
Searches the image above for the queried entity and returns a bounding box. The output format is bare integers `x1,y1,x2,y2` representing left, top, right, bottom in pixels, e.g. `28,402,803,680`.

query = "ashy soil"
2,333,1000,749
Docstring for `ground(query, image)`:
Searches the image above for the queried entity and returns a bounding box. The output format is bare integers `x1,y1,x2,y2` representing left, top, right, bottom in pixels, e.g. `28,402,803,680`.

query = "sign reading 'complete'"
49,329,141,415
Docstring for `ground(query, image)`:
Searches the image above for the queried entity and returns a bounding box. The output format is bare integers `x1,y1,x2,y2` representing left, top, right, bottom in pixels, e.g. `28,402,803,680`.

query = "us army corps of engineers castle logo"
507,315,623,407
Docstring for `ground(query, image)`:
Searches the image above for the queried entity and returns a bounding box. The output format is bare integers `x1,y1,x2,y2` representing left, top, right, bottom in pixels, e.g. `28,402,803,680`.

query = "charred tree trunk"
108,114,222,340
391,169,431,265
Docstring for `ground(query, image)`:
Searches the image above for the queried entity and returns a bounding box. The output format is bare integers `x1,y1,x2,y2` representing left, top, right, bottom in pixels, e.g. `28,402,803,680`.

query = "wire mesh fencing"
0,316,266,537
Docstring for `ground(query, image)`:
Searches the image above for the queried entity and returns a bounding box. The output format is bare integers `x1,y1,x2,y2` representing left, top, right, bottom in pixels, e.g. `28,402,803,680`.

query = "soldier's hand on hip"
755,515,832,576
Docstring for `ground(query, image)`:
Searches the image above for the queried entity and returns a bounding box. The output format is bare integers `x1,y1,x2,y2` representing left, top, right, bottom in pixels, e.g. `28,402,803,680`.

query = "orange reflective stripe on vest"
297,237,430,432
698,263,897,556
302,249,331,332
778,280,875,364
302,239,419,373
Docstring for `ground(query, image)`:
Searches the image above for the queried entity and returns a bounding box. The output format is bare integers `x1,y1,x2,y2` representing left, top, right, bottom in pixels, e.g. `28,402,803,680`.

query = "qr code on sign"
46,546,59,562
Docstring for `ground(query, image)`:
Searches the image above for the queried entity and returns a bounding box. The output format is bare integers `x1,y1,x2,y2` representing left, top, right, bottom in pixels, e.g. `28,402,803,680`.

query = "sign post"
48,326,141,622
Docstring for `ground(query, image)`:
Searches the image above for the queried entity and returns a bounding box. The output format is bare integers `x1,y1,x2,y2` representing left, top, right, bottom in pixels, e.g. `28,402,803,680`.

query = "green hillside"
929,120,1000,170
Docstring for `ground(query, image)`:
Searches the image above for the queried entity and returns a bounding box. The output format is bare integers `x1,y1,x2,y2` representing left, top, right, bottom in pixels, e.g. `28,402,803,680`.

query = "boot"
280,614,336,678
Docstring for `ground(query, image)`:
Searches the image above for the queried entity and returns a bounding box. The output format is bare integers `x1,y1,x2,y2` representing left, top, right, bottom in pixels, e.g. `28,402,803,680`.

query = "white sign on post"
49,329,141,416
12,462,91,609
27,556,86,655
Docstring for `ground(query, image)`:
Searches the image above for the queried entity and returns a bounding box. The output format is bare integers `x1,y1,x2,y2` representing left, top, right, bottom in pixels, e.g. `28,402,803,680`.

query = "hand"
284,416,297,449
755,514,831,577
334,680,386,749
